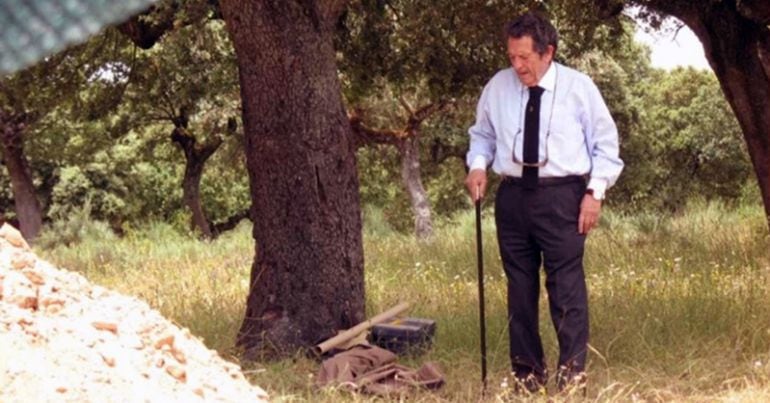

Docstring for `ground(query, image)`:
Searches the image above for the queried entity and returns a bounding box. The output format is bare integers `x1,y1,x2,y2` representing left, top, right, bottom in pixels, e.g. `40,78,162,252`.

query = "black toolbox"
370,317,436,355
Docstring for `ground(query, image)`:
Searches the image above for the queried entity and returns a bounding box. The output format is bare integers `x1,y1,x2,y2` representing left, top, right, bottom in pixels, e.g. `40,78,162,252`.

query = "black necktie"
522,85,544,189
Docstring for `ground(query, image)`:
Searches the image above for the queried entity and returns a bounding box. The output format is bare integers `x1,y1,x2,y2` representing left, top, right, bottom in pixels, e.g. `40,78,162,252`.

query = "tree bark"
0,111,42,242
632,0,770,226
220,0,364,356
398,136,433,239
171,126,221,239
182,160,211,238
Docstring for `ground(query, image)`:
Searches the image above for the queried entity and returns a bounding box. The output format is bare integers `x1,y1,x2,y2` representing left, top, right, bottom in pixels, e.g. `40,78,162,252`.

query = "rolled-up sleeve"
466,82,497,171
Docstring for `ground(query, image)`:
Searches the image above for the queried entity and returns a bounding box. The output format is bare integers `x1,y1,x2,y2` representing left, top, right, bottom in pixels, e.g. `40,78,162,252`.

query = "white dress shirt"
466,62,624,195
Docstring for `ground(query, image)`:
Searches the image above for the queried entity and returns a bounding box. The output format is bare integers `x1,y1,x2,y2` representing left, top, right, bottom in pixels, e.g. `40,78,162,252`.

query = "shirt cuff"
469,155,487,171
587,178,608,194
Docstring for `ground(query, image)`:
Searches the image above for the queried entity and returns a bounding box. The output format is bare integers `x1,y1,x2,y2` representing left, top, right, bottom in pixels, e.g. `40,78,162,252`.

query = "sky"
633,17,711,71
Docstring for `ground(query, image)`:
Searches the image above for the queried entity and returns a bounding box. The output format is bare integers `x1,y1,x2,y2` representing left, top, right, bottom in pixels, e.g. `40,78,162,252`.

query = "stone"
0,223,29,249
170,348,187,364
2,270,37,309
154,333,174,350
46,304,63,315
92,321,119,334
100,352,116,367
11,252,36,270
38,284,66,309
21,268,44,285
165,364,187,382
23,324,39,338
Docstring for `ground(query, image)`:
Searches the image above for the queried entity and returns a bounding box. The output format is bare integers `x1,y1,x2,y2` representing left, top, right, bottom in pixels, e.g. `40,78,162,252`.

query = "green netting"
0,0,156,74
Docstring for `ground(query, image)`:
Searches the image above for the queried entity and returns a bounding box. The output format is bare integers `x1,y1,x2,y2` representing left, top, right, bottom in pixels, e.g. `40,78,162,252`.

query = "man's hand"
464,169,488,202
578,194,602,234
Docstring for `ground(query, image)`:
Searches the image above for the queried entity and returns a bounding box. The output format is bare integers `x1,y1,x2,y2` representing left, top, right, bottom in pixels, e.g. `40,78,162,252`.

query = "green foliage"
356,133,474,233
422,157,470,222
1,16,249,232
356,145,412,232
44,131,185,229
1,0,755,240
122,19,248,228
198,143,251,224
49,165,132,222
128,19,240,132
615,67,751,211
36,200,117,249
0,30,135,220
338,0,628,102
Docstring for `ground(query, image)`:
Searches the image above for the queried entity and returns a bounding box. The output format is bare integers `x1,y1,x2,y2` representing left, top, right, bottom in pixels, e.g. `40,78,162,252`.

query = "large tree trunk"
220,0,365,356
636,0,770,226
171,127,220,239
0,111,42,242
398,136,433,239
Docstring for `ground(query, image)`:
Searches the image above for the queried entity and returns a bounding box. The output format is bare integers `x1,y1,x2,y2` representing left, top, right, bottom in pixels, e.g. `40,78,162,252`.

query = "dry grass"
39,201,770,401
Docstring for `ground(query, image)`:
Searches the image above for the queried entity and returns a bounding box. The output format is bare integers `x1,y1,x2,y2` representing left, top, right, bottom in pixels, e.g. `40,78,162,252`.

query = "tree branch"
170,125,195,152
143,113,171,123
350,99,454,149
348,108,405,148
405,99,453,134
430,138,467,164
413,100,452,124
398,96,415,116
117,3,179,49
211,209,251,237
197,135,223,161
118,0,223,49
736,0,770,24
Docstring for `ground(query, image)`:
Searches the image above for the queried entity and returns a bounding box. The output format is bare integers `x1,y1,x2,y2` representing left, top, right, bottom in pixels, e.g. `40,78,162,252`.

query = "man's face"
507,35,554,87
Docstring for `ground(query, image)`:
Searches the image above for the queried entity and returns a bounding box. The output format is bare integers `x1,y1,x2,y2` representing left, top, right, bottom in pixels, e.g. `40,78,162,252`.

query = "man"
465,12,623,394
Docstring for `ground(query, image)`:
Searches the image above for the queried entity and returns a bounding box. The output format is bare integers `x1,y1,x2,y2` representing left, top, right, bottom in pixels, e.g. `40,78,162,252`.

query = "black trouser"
495,176,588,386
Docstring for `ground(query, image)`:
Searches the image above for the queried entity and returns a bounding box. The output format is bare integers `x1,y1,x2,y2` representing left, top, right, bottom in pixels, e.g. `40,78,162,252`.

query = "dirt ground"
0,223,268,402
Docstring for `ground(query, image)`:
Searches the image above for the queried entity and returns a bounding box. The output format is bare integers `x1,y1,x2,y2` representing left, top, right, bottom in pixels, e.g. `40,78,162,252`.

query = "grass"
37,201,770,401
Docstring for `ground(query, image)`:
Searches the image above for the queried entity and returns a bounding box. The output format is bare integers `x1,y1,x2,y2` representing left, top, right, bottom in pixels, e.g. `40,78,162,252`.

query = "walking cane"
475,185,488,390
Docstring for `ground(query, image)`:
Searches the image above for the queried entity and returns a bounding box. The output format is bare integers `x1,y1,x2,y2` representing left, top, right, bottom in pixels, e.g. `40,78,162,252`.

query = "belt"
501,175,586,187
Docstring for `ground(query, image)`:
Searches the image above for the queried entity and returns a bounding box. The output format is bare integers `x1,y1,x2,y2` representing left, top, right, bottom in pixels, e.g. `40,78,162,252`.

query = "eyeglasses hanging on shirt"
512,65,558,168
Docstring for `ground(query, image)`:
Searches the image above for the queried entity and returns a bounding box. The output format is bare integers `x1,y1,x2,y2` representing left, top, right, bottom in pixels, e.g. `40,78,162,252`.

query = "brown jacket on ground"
316,345,444,396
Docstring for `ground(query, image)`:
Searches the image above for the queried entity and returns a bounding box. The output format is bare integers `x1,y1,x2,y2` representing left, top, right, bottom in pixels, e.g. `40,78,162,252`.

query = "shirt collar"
537,62,556,92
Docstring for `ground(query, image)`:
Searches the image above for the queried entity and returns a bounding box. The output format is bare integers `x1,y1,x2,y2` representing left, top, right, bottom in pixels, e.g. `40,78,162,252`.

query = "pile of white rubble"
0,223,268,402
